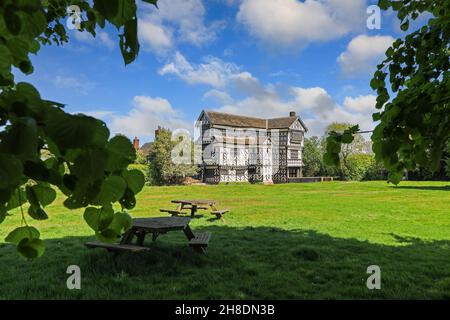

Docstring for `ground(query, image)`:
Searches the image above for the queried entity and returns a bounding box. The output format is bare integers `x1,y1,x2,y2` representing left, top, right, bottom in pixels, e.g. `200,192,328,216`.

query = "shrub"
346,154,376,181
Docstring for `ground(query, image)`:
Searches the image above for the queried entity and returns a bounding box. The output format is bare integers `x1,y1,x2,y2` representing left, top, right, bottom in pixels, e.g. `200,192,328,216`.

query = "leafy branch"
324,0,450,185
0,0,158,258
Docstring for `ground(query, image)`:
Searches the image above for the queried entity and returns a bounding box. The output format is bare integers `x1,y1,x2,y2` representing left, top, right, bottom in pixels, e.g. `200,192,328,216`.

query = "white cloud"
159,52,242,87
158,52,378,137
237,0,367,47
343,95,377,113
109,95,191,140
73,30,115,49
212,82,377,137
138,0,223,54
139,15,173,55
338,34,395,75
54,75,95,94
97,31,115,49
203,89,234,104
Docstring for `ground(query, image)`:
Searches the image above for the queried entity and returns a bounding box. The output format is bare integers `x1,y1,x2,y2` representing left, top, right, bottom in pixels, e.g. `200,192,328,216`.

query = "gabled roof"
200,110,308,131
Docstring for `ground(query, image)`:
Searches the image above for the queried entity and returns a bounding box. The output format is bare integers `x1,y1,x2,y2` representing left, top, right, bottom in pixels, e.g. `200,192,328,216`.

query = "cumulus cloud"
109,96,191,140
237,0,367,47
337,34,395,75
212,80,376,136
138,0,224,54
203,89,234,104
159,51,243,87
343,95,377,113
158,52,377,137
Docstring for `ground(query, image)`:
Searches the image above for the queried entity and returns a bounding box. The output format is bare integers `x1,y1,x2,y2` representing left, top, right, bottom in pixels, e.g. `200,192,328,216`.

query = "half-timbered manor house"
196,110,308,184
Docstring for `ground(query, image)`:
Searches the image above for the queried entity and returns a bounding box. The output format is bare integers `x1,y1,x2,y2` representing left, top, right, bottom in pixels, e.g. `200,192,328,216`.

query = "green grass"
1,181,450,299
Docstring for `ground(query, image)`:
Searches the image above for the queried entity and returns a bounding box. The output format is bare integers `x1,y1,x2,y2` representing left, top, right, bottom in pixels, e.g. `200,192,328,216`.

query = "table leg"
136,230,146,245
152,233,160,242
183,225,195,241
120,228,136,245
191,205,197,217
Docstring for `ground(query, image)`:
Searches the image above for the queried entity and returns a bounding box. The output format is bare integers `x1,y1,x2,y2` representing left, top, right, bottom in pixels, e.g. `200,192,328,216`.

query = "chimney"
289,111,296,117
133,136,140,150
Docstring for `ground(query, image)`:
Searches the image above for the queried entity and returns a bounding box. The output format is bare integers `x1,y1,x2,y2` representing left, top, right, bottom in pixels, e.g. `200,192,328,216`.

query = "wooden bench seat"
85,241,150,253
159,209,184,216
189,232,211,253
211,209,229,219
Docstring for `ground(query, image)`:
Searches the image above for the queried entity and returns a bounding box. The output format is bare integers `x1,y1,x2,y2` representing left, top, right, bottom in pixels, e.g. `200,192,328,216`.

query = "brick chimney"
133,136,140,150
289,111,296,117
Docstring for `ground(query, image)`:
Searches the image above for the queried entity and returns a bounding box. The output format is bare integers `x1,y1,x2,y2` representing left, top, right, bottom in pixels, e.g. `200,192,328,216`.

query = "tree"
324,123,366,180
148,128,198,185
0,0,158,258
325,0,450,185
303,136,323,177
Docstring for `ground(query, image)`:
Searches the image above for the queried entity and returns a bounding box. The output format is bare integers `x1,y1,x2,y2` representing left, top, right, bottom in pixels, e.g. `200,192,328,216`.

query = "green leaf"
6,37,29,61
93,175,127,205
96,228,119,243
122,169,145,194
17,238,45,259
0,153,23,189
71,148,107,182
6,187,27,210
142,0,158,7
109,211,132,235
378,0,390,10
84,205,114,232
30,184,56,207
28,206,48,220
400,20,409,31
4,5,22,35
119,17,139,65
46,113,109,150
0,118,39,161
119,188,136,210
105,135,136,172
0,45,13,74
5,226,40,245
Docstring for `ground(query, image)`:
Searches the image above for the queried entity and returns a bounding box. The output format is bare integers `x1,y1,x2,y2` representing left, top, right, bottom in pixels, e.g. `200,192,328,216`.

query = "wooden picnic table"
171,199,218,217
86,216,211,254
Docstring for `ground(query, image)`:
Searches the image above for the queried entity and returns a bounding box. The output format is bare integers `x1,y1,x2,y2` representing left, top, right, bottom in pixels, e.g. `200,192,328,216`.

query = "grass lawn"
1,181,450,299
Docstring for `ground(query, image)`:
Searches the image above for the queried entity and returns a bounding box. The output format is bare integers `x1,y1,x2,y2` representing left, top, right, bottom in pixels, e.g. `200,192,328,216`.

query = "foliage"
323,123,365,180
302,136,323,177
148,128,198,185
324,0,450,185
0,0,158,258
346,153,387,181
303,136,338,177
135,150,148,165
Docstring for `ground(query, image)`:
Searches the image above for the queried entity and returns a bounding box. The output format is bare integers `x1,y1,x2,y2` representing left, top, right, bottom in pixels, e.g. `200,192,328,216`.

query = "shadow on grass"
391,185,450,191
1,226,450,299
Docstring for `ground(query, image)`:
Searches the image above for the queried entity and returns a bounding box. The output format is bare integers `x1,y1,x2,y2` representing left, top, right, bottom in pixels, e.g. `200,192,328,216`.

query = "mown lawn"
1,181,450,299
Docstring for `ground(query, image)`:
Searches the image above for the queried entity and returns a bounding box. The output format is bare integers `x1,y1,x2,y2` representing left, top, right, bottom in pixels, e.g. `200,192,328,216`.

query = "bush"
346,154,387,181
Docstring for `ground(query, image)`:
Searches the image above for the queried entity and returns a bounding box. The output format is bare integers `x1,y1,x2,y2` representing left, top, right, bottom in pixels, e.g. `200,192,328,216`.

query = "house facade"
195,110,308,184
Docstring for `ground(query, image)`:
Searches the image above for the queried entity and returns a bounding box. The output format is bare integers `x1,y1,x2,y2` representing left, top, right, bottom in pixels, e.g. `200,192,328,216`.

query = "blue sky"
16,0,415,143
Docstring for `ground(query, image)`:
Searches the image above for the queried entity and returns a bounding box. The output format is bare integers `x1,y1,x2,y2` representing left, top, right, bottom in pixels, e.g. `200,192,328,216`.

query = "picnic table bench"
160,199,229,219
85,217,210,254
